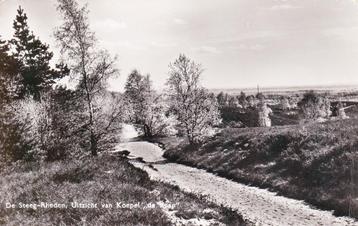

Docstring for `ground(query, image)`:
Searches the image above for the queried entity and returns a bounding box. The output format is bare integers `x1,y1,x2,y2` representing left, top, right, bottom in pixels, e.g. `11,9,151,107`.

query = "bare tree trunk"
143,124,152,138
85,81,97,156
90,128,97,156
187,127,194,145
82,54,97,156
87,99,97,156
143,124,147,137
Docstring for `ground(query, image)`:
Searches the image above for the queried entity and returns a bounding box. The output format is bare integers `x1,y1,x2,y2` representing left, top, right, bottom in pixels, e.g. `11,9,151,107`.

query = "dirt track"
117,125,357,226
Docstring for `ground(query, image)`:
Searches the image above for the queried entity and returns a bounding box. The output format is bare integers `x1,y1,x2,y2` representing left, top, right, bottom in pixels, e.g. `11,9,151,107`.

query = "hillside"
163,118,358,218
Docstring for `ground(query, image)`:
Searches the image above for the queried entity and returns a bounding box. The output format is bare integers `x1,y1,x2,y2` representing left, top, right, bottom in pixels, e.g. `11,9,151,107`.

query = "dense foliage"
0,3,124,164
298,91,331,121
124,70,177,137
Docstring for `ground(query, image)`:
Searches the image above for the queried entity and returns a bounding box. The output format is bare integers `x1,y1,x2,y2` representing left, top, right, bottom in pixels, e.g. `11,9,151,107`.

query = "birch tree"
54,0,119,156
125,70,176,137
124,70,151,127
167,54,221,144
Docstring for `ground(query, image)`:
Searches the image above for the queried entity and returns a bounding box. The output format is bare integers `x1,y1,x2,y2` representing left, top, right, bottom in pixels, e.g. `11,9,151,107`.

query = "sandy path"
116,125,357,226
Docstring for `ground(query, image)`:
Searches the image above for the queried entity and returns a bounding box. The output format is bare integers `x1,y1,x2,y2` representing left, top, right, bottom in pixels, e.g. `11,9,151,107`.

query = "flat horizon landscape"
210,84,358,95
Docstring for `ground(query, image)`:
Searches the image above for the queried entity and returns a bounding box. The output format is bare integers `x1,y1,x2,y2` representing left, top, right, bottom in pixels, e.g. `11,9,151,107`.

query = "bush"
91,92,125,152
298,91,331,121
0,104,35,164
0,87,79,164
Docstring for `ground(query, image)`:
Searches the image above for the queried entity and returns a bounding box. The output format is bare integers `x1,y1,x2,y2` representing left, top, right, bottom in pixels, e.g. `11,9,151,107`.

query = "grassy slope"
0,154,246,225
163,119,358,218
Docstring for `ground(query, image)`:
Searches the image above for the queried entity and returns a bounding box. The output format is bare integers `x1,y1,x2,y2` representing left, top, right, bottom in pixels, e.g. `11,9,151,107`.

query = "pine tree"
216,92,225,106
10,6,68,101
0,37,18,104
0,36,33,163
0,38,10,103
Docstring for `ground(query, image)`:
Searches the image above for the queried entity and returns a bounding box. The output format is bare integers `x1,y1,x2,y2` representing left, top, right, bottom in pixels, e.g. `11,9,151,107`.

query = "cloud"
234,43,265,51
321,26,358,42
92,18,127,31
101,40,147,51
269,4,301,10
195,46,221,54
150,41,177,48
206,30,284,45
173,18,187,25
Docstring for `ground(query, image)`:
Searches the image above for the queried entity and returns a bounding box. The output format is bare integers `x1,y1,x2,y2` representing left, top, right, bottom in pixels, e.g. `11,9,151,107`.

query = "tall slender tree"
10,6,68,101
54,0,119,156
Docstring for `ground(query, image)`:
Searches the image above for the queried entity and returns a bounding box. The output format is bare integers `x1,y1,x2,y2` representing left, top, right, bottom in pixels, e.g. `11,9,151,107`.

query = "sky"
1,0,358,91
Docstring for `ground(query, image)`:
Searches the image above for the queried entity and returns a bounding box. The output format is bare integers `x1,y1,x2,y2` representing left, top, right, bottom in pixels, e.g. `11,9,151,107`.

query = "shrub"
298,91,331,121
0,104,35,164
90,92,125,152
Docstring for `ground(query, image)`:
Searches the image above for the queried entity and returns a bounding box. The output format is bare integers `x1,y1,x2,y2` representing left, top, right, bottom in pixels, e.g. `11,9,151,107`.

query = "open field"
162,118,358,219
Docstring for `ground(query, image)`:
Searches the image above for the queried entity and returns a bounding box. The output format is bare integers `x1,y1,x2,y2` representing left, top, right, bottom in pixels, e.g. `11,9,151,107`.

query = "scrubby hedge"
0,86,125,166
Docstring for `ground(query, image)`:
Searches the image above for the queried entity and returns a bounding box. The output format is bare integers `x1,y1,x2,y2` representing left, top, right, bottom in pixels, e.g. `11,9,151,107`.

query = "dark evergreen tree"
256,92,265,101
0,37,35,163
0,37,9,66
0,37,11,103
216,92,225,106
0,36,19,104
10,6,68,101
238,91,247,108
